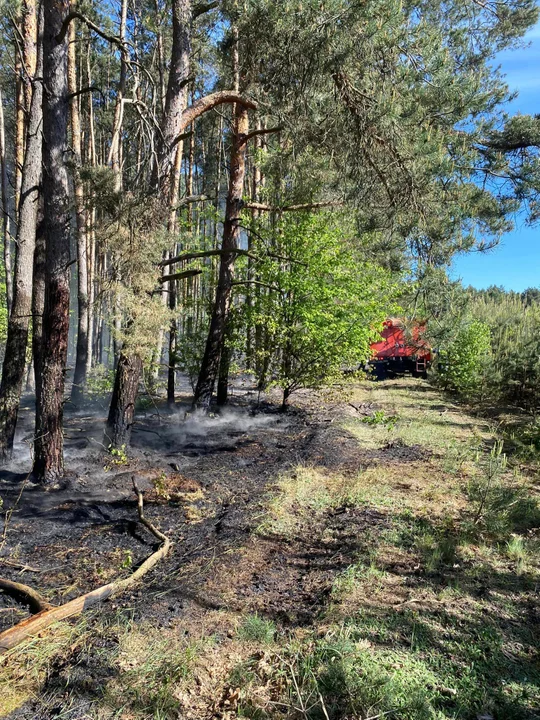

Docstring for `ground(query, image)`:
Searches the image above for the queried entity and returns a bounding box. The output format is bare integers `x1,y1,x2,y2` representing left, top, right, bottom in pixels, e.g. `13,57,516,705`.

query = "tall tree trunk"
193,105,249,408
167,280,177,408
106,353,142,449
0,91,13,316
0,5,43,462
21,0,38,112
85,44,96,373
216,339,232,406
32,212,45,403
107,0,128,191
14,56,25,221
152,0,191,195
245,122,260,370
158,132,185,389
33,0,71,483
68,20,90,404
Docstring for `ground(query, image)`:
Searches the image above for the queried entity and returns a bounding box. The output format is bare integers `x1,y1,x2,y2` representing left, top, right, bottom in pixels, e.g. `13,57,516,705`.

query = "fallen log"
0,479,171,656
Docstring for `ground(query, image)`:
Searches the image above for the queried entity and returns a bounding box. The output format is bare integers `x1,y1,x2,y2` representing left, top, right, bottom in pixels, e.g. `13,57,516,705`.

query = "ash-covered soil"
0,385,383,628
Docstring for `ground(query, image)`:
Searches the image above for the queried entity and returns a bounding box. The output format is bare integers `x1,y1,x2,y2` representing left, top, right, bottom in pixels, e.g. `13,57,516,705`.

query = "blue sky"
450,23,540,292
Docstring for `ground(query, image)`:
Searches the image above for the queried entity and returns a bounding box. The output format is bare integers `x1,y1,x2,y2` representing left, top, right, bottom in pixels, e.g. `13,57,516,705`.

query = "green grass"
0,611,206,719
236,380,540,720
237,614,276,644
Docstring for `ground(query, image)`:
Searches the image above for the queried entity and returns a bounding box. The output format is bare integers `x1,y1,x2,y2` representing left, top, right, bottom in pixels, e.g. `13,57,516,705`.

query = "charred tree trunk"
216,336,232,406
193,105,248,408
32,213,45,400
33,0,71,483
85,42,96,373
106,353,143,449
68,20,89,404
0,7,43,462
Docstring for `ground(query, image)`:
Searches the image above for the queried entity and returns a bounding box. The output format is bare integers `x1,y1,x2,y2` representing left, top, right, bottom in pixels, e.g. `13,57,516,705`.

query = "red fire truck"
369,319,432,379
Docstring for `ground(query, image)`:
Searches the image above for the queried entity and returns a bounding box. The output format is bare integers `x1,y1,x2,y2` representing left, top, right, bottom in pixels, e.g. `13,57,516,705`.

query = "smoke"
1,401,286,478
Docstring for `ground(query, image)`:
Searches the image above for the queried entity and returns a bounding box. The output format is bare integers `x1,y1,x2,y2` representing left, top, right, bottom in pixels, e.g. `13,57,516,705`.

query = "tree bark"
14,55,25,221
193,105,249,408
216,338,232,406
32,212,45,399
68,36,89,394
106,353,143,449
107,0,128,191
167,281,177,408
21,0,38,112
0,91,13,318
152,0,192,196
33,0,72,484
0,5,43,462
68,20,90,404
85,42,96,373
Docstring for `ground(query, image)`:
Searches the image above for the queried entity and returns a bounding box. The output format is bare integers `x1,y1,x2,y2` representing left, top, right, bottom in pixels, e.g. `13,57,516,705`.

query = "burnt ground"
0,385,390,639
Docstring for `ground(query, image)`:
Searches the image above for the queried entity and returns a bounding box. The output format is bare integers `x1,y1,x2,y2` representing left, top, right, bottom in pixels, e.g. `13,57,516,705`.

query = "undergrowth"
235,380,540,720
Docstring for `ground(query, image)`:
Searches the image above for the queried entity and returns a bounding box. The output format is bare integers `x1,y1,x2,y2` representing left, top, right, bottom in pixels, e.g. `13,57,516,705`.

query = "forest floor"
0,378,539,720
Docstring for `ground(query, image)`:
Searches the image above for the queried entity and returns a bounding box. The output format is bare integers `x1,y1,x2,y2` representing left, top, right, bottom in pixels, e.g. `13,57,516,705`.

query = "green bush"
436,320,491,398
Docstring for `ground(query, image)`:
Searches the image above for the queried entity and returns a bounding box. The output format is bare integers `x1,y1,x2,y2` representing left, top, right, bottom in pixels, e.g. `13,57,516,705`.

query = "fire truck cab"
369,319,431,380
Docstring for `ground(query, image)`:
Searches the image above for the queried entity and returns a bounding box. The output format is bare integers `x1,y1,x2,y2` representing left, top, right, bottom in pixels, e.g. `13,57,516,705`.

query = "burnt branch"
0,577,54,614
160,269,204,283
193,1,219,19
57,12,125,47
241,126,284,146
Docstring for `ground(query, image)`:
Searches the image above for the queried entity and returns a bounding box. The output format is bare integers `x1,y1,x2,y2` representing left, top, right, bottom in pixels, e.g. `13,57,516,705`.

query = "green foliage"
85,363,115,397
104,444,128,470
435,320,491,398
466,448,540,540
362,410,399,429
246,212,399,403
471,293,540,412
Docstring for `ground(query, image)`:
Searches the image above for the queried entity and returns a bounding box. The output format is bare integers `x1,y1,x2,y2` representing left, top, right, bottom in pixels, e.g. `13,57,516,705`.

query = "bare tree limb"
241,126,284,146
68,85,104,101
179,91,257,136
57,12,124,47
243,200,343,212
193,1,219,19
160,269,203,283
232,280,283,292
172,193,209,211
159,248,258,268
